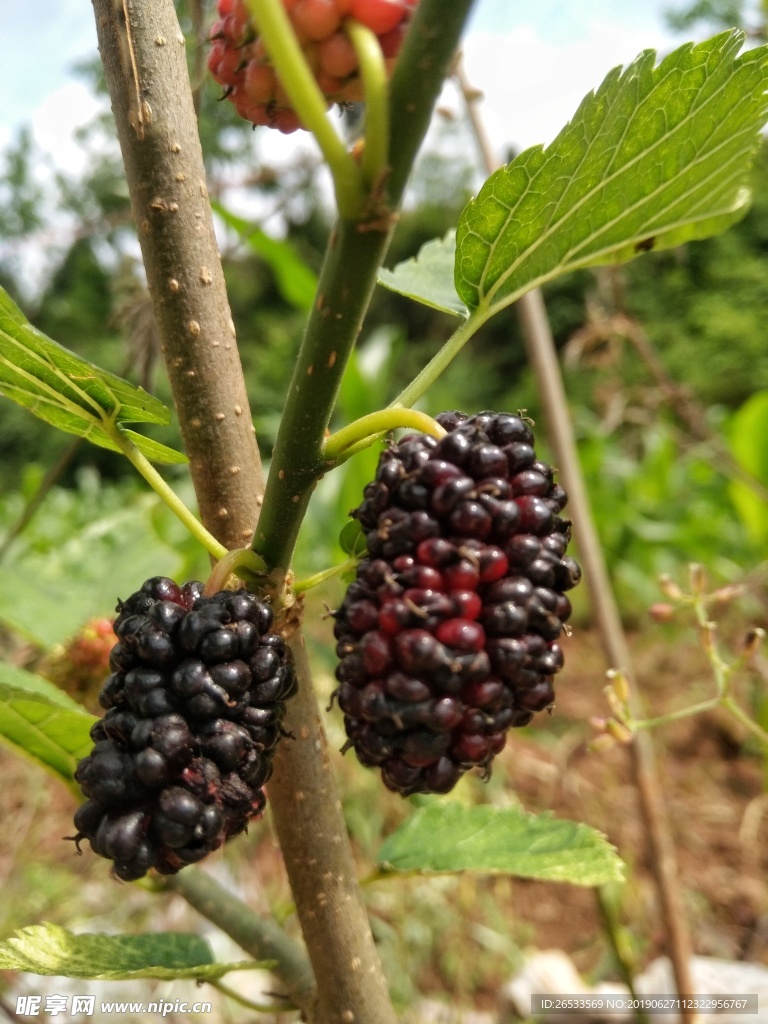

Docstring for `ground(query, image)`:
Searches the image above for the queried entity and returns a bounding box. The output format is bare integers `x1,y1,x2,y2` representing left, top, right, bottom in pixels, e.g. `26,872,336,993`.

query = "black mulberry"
333,411,580,796
72,578,296,880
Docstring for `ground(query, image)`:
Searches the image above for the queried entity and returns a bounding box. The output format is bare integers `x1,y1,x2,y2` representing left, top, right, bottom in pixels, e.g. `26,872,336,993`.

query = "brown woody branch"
92,0,264,552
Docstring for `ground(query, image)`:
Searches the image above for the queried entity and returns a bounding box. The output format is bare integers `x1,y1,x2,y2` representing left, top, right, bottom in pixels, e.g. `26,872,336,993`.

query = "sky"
0,0,693,173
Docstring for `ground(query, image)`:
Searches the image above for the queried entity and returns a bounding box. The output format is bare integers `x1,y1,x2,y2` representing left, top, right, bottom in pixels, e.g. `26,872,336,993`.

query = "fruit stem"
293,557,360,595
203,547,268,596
321,407,445,462
247,0,365,218
391,308,491,409
107,425,227,560
344,18,389,186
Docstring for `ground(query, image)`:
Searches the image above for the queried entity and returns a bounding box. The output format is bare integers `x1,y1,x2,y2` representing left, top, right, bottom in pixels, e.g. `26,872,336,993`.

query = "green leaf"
120,430,188,466
378,232,468,316
0,684,95,787
727,390,768,544
0,663,82,710
338,519,366,557
377,802,624,886
0,924,265,981
212,201,318,311
455,31,768,316
0,287,185,463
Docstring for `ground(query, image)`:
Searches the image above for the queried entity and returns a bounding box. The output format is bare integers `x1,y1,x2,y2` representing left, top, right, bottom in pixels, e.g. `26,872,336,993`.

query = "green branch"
164,868,315,1015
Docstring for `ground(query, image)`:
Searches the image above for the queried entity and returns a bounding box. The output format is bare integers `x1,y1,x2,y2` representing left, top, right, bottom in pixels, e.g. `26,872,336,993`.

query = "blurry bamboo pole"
455,56,697,1020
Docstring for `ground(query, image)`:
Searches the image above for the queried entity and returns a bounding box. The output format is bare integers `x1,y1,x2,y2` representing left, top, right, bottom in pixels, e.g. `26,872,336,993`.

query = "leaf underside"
0,924,265,981
0,288,186,464
378,232,468,316
455,31,768,316
377,802,624,886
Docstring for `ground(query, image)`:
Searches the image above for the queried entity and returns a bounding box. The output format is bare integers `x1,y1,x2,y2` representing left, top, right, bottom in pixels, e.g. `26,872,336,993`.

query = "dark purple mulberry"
71,578,294,880
333,412,580,797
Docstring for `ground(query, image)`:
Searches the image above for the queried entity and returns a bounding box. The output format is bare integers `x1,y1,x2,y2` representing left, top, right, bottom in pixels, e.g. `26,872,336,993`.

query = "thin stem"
209,979,296,1014
109,426,227,560
631,694,768,747
392,310,491,409
344,19,389,186
722,696,768,747
293,557,358,595
247,0,364,218
595,887,650,1024
322,407,445,461
252,221,396,570
634,698,721,731
358,866,420,886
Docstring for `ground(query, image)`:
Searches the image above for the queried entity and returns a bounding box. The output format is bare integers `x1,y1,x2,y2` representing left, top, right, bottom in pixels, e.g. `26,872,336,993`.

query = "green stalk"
252,222,391,569
344,18,389,186
322,407,445,461
247,0,364,217
392,308,492,409
721,696,768,747
633,698,721,730
293,557,359,594
165,868,315,1014
209,980,295,1014
108,425,227,560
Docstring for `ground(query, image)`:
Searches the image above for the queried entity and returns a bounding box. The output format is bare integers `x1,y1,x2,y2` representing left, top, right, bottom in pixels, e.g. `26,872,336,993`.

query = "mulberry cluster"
208,0,418,133
72,578,295,881
333,411,580,797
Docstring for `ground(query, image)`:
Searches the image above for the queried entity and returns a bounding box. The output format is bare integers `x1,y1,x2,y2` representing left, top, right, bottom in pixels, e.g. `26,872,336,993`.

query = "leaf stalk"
108,426,227,560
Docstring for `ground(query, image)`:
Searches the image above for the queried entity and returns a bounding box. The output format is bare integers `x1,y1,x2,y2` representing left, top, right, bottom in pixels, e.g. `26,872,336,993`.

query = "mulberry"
208,0,418,133
72,578,296,880
333,411,580,796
